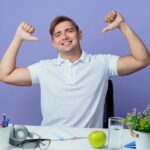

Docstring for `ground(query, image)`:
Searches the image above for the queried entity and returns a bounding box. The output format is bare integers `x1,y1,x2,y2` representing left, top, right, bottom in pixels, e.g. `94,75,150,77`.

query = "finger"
20,22,27,26
22,23,29,30
109,16,114,22
105,13,110,23
22,23,34,33
109,15,115,22
111,11,117,20
29,36,39,41
105,10,117,23
24,25,33,32
27,26,35,33
105,14,115,23
110,13,116,19
105,17,111,23
105,12,113,23
111,10,117,15
102,26,109,33
25,25,32,31
24,25,32,32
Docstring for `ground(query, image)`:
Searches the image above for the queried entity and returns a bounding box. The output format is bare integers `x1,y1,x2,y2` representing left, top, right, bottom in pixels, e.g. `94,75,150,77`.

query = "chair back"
103,80,114,128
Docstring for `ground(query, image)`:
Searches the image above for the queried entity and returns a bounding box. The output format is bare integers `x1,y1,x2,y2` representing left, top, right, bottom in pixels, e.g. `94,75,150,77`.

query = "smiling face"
51,21,82,56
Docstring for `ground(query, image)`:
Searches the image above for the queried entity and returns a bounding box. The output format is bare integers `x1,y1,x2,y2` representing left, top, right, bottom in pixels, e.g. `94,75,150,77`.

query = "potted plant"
122,105,150,150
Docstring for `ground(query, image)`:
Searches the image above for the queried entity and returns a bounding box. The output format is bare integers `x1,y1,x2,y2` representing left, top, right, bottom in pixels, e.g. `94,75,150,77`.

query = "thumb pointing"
30,36,39,41
102,26,109,33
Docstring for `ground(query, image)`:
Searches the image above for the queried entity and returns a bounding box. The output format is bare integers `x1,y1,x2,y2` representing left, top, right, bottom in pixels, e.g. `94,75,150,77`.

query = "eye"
66,28,74,33
54,32,61,38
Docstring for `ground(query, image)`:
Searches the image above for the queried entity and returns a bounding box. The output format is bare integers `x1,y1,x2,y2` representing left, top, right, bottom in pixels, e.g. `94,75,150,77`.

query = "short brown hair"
49,16,79,37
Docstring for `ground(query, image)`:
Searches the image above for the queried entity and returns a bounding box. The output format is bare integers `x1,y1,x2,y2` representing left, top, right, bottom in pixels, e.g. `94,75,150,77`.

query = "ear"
79,31,83,40
51,40,57,48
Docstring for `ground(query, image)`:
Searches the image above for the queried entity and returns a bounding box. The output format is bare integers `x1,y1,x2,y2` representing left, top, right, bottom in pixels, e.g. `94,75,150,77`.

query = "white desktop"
7,125,134,150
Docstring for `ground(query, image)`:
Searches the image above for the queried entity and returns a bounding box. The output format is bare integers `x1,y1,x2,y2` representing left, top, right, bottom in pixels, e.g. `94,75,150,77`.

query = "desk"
8,125,134,150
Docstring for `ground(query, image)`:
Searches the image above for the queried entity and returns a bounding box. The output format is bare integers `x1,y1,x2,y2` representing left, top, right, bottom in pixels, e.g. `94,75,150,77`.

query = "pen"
50,132,64,141
6,118,10,127
3,113,6,127
1,113,9,127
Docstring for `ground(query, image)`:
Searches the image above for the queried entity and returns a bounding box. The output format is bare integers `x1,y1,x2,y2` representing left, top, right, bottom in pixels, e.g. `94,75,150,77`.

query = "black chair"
103,80,114,128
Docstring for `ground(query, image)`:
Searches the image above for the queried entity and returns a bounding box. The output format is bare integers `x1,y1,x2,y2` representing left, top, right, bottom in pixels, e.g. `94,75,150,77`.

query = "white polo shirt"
28,51,119,128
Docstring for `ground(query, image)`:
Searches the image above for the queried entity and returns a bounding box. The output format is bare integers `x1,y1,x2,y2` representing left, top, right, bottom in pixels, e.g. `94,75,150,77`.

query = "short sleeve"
95,54,119,77
107,55,119,76
27,62,40,84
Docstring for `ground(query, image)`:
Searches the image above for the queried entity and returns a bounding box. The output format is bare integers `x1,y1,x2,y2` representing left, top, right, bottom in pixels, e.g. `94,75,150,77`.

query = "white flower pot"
134,131,150,150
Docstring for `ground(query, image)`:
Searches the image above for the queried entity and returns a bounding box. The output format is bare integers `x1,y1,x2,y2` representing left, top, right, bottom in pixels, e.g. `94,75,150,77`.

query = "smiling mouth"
61,41,72,46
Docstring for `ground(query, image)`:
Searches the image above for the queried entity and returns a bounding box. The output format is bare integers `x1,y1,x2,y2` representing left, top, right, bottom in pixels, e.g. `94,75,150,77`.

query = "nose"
61,32,68,40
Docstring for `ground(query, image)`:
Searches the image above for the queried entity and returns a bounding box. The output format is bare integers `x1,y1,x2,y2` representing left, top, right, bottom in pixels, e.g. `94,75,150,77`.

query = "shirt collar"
56,51,90,65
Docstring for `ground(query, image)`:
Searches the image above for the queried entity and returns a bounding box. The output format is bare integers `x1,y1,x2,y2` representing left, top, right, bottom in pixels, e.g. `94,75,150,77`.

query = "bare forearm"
0,36,23,78
119,22,150,62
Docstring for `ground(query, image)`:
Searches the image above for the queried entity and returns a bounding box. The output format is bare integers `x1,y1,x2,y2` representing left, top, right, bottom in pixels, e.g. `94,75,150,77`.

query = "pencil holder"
0,126,11,150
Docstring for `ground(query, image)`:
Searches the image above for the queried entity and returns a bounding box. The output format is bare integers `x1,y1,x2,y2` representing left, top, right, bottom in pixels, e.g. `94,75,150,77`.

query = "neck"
60,49,82,63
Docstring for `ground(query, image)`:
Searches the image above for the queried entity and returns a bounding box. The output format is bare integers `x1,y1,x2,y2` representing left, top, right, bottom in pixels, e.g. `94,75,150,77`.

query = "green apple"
88,130,106,148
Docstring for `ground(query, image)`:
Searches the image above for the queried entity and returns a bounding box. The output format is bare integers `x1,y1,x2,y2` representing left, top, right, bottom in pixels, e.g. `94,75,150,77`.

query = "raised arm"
102,10,150,76
0,22,38,85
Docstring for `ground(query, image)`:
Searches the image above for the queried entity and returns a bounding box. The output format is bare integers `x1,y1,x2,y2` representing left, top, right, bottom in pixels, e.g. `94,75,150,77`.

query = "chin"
61,48,74,53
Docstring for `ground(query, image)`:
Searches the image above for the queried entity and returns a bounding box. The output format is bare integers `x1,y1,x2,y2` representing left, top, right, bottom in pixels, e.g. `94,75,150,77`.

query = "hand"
102,10,125,32
15,22,39,41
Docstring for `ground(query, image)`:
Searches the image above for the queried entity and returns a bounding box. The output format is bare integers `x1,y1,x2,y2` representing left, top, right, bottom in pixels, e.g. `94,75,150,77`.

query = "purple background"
0,0,150,125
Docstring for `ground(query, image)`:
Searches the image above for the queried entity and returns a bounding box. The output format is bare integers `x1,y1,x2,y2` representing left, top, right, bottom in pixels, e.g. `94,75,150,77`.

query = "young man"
0,10,149,127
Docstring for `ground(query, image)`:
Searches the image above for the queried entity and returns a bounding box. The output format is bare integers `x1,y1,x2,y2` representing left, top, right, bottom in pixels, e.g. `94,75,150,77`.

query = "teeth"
62,41,71,45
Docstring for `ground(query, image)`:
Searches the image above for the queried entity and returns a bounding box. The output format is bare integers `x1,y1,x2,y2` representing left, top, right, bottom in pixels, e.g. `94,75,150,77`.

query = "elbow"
138,56,150,69
143,55,150,66
0,67,11,82
0,70,10,82
137,53,150,67
0,75,8,83
0,71,5,82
